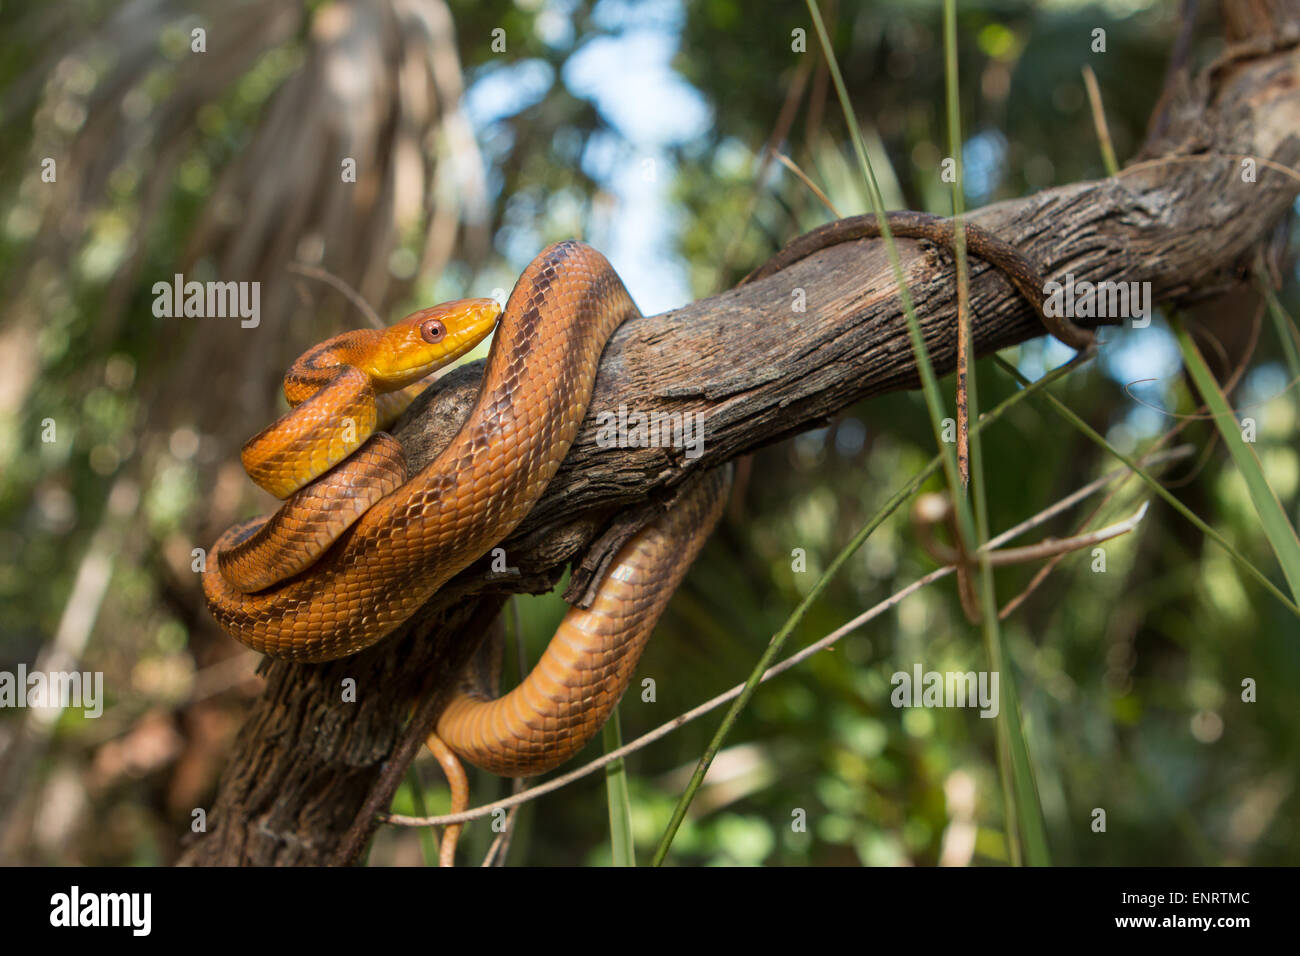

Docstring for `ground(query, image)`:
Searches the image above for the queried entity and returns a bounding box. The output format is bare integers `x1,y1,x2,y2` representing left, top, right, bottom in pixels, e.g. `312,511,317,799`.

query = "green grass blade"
993,355,1300,617
805,0,965,508
603,707,636,866
1171,314,1300,602
943,0,1049,866
1260,277,1300,378
405,768,438,866
650,354,1088,865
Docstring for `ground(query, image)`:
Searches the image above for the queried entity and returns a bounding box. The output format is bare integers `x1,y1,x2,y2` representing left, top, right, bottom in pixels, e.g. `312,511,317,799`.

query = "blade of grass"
1171,314,1300,602
1082,65,1119,177
603,708,635,866
803,0,966,513
993,355,1300,617
944,0,1049,866
803,0,997,732
649,353,1090,865
1259,278,1300,378
655,0,1059,865
1258,280,1300,529
405,768,438,866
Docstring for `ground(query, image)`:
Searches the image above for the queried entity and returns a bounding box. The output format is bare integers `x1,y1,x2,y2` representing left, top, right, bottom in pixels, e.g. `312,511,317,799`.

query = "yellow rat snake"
202,213,1091,864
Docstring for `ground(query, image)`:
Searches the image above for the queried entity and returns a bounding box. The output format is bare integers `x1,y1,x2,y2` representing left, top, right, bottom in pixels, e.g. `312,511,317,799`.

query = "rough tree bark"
182,5,1300,865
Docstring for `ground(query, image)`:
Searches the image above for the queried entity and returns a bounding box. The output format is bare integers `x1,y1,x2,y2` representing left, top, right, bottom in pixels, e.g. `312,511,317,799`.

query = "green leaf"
604,708,636,866
993,355,1300,618
1172,315,1300,604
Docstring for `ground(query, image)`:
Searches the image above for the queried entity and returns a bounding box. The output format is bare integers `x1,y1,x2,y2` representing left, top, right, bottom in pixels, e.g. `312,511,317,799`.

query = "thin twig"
715,58,812,287
380,495,1151,830
954,224,971,488
986,447,1194,550
1082,65,1119,175
480,598,528,866
382,567,956,829
1002,294,1265,616
385,354,1096,833
773,152,842,218
286,263,384,330
1119,152,1300,185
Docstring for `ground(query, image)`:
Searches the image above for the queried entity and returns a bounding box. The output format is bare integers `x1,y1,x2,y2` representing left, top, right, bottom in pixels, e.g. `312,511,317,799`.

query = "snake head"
366,298,502,389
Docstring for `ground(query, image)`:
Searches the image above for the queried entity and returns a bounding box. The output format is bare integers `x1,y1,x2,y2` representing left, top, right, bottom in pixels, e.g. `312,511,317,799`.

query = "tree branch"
182,18,1300,865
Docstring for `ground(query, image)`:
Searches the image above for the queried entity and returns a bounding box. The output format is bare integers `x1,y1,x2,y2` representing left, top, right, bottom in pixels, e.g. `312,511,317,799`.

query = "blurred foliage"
0,0,1297,868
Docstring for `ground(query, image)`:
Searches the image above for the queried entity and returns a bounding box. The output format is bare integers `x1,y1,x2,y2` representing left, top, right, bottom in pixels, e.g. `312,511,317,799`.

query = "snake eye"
420,318,447,344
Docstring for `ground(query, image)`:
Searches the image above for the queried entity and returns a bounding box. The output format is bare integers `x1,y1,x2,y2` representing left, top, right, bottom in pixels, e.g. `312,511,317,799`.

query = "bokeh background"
1,0,1297,866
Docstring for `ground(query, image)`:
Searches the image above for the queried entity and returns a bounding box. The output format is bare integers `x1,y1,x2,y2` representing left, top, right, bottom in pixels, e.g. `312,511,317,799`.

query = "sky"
463,0,709,316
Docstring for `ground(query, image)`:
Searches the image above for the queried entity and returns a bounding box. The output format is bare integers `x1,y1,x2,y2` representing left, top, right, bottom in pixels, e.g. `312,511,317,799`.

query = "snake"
202,213,1089,864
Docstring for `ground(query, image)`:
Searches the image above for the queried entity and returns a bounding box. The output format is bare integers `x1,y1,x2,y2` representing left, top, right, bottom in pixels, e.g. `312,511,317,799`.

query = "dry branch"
182,17,1300,866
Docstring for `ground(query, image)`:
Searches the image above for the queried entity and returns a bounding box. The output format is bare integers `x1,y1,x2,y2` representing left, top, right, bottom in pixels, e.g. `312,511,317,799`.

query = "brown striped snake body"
202,214,1089,864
